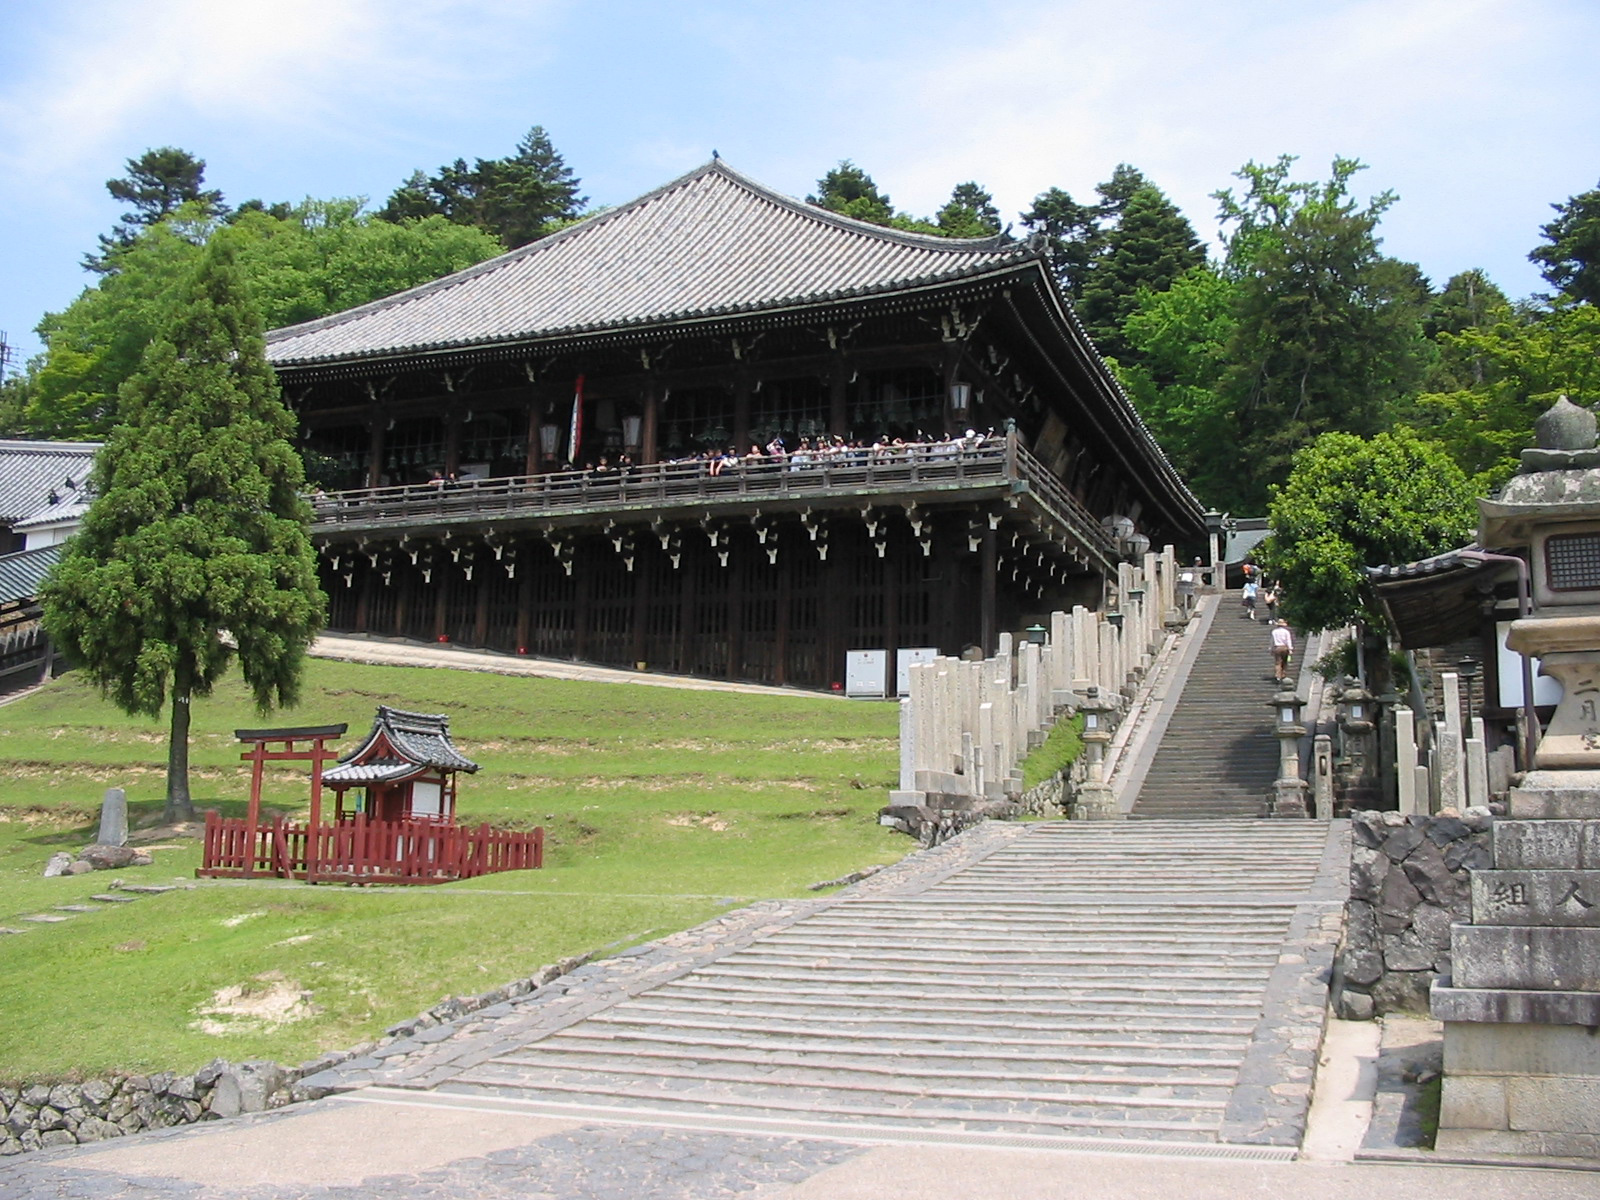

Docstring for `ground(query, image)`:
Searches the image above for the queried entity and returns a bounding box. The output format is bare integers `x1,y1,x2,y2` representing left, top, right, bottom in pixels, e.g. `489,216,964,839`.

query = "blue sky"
2,0,1596,369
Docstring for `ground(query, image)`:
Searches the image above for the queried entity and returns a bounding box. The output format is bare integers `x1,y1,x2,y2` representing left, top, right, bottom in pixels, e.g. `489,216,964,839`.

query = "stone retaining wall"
1331,809,1492,1019
0,954,586,1157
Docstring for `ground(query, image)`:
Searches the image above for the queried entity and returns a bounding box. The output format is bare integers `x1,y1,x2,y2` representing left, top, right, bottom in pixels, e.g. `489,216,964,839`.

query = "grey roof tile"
266,160,1028,368
328,705,479,779
0,441,100,524
0,543,62,604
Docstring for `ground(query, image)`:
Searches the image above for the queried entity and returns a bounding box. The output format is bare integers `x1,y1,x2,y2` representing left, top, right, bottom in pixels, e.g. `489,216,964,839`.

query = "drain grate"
348,1086,1297,1162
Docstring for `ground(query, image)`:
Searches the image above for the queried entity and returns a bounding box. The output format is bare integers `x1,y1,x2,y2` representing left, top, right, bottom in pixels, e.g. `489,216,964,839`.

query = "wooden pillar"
366,418,386,488
354,567,372,633
444,410,462,477
885,527,901,694
573,546,591,662
733,377,751,452
727,536,745,680
473,566,489,646
980,525,998,656
775,548,791,687
941,343,961,438
630,553,649,668
515,556,533,652
829,363,848,438
394,570,410,636
524,401,542,476
433,568,450,642
641,382,660,466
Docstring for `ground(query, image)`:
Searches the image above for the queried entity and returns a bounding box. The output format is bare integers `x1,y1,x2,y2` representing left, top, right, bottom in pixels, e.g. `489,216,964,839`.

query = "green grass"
0,662,905,1081
1020,713,1085,790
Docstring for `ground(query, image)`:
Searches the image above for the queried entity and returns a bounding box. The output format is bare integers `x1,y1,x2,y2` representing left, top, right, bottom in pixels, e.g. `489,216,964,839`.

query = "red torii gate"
235,724,346,882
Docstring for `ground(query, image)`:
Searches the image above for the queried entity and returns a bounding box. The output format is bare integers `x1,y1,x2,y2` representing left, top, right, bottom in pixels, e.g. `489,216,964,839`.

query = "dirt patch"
0,805,93,827
664,813,731,831
191,972,319,1036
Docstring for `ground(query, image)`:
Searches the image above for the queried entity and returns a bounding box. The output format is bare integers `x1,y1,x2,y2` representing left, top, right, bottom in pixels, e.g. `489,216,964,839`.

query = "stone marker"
97,787,128,847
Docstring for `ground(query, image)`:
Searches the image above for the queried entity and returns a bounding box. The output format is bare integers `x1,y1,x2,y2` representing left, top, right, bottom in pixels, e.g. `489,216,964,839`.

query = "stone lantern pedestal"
1072,687,1119,821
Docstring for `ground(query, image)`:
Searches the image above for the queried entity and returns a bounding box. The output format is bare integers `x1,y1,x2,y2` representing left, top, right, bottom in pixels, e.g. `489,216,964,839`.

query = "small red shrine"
198,707,540,885
323,706,479,823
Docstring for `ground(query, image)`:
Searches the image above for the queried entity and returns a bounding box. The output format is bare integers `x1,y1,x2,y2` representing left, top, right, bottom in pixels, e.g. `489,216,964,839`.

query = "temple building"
271,160,1204,689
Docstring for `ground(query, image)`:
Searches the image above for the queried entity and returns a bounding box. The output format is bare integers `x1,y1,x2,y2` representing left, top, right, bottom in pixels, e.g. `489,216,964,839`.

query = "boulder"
78,844,153,871
209,1061,285,1118
42,853,73,878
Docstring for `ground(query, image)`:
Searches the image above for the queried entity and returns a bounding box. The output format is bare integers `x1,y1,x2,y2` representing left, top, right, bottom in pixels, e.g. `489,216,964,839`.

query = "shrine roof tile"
332,705,480,776
265,160,1030,369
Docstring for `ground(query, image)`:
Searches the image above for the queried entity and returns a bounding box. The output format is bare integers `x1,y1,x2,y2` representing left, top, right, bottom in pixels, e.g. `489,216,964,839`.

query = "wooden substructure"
312,438,1112,689
200,810,543,885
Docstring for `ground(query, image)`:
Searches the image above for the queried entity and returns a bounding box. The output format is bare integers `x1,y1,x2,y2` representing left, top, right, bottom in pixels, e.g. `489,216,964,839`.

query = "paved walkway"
22,820,1593,1195
309,634,840,698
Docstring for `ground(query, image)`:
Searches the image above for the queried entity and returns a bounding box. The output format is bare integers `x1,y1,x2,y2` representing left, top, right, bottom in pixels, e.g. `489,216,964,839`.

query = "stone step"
88,894,136,903
53,904,98,913
20,913,70,923
549,1026,1250,1065
506,1040,1241,1085
466,1059,1231,1110
441,1077,1223,1141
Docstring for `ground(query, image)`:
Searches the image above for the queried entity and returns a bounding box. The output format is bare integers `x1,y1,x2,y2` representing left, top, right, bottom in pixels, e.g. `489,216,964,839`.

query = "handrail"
312,437,1117,559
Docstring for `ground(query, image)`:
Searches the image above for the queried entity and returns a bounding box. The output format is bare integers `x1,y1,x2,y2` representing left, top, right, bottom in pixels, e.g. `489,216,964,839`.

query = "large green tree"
1076,184,1206,360
1530,180,1600,306
808,160,896,224
41,240,326,822
26,201,501,439
86,147,226,273
935,182,1002,238
1209,156,1431,509
1260,428,1476,635
379,125,586,248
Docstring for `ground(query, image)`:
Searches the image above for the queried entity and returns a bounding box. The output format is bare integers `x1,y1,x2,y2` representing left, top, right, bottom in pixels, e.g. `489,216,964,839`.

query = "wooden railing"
311,435,1117,563
198,811,543,885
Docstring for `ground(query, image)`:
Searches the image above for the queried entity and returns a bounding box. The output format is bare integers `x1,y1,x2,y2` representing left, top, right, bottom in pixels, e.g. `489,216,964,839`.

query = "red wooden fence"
198,812,542,884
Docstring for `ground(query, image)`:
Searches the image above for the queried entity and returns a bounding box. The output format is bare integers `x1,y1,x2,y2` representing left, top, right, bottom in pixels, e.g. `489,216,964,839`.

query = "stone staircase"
1129,593,1285,818
425,820,1338,1149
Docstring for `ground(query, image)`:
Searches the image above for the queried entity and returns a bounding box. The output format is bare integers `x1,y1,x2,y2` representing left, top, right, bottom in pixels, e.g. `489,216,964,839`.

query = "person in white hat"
1271,619,1294,682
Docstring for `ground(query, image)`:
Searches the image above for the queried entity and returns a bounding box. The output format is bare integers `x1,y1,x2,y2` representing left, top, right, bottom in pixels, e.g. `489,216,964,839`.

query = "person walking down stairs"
1271,619,1295,683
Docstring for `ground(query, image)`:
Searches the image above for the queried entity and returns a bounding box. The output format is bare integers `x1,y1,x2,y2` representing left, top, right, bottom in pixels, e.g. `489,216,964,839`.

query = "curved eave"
1002,272,1205,541
271,259,1039,382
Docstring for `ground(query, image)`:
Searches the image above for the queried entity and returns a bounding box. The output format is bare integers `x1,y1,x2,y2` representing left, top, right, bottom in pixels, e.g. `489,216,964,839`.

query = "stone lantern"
1336,681,1378,809
1432,395,1600,1158
1072,687,1118,820
1267,689,1309,817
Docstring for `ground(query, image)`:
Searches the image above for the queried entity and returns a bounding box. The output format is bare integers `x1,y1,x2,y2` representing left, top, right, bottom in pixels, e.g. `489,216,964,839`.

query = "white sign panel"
845,650,888,698
1496,620,1563,708
896,647,940,696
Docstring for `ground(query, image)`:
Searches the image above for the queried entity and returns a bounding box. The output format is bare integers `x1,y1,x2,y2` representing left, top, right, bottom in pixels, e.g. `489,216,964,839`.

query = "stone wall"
1331,809,1492,1019
0,954,587,1157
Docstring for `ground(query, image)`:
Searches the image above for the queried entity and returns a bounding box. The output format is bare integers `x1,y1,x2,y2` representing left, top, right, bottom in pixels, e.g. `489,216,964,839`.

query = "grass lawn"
0,660,905,1082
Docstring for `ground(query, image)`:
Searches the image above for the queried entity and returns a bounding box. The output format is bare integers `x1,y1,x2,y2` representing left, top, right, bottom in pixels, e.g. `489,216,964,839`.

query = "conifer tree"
42,238,326,821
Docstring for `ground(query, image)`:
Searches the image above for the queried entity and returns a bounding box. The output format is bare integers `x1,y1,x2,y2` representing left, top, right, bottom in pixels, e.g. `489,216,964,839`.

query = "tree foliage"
1530,180,1600,306
1260,429,1476,633
25,201,501,439
809,162,1003,239
41,240,326,820
1077,185,1205,359
379,126,586,248
935,182,1002,238
87,147,226,273
809,160,896,224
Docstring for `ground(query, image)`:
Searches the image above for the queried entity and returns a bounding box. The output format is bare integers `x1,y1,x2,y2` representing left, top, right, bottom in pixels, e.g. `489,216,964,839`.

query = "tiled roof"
0,543,62,605
266,160,1029,369
326,705,479,781
0,441,100,525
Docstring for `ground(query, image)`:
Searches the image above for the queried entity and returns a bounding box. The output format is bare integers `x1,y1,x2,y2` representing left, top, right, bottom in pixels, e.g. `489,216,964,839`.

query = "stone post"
1312,733,1335,819
1436,728,1463,813
1395,707,1419,816
97,787,128,848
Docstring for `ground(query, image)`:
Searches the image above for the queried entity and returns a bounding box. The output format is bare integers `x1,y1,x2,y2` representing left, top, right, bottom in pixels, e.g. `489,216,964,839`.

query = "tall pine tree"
42,238,325,821
1076,185,1205,360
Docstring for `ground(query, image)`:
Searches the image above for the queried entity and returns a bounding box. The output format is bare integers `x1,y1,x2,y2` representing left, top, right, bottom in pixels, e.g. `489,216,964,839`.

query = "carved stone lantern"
1267,689,1309,817
1072,687,1118,821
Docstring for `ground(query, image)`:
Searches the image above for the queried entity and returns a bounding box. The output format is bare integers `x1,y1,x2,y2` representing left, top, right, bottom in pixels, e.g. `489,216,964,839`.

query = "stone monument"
1432,396,1600,1157
96,787,128,848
